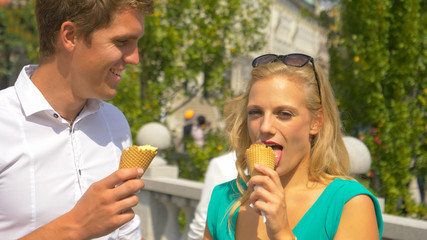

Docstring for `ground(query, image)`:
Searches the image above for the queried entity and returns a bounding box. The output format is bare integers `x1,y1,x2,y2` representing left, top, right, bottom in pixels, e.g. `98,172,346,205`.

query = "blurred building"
166,0,329,143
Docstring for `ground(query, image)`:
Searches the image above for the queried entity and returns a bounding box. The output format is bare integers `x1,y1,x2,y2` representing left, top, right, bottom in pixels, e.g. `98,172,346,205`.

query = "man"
0,0,153,239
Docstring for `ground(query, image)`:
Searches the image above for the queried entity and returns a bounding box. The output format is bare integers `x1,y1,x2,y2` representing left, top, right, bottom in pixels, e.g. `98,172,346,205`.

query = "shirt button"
53,113,59,118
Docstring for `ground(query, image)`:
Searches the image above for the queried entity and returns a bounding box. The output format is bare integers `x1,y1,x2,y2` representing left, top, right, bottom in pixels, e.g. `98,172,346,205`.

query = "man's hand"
19,168,145,240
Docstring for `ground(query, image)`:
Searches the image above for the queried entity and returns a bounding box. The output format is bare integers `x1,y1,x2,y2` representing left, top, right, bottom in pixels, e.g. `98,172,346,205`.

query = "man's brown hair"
35,0,153,63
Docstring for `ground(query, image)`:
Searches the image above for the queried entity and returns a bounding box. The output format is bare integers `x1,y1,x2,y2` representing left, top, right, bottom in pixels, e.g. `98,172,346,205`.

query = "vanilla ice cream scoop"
119,145,158,176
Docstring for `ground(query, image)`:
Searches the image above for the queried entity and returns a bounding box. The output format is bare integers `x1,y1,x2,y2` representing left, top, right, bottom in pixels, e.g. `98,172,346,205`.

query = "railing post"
173,197,198,240
157,194,181,240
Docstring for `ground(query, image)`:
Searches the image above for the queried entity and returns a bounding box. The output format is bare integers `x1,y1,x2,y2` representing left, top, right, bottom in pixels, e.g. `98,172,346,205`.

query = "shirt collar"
15,65,53,117
77,98,104,121
15,65,104,119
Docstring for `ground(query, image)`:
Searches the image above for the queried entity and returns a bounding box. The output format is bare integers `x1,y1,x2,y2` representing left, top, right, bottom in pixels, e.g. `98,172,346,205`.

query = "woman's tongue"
272,147,283,167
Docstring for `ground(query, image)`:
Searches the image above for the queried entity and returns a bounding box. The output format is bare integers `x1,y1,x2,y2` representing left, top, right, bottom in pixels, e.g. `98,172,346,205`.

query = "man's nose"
124,44,139,65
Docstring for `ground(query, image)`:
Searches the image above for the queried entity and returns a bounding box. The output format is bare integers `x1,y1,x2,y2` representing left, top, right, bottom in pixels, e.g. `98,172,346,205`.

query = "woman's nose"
260,113,276,136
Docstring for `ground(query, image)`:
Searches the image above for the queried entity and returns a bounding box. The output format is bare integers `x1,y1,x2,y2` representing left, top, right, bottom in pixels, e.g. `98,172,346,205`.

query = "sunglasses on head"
251,53,321,103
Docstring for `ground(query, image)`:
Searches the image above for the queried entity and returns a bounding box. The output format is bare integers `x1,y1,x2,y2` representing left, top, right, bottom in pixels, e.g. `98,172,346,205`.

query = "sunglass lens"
282,54,310,67
252,54,278,67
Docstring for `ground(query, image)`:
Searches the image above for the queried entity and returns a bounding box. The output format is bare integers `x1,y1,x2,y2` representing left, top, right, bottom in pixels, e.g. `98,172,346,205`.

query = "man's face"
70,8,145,101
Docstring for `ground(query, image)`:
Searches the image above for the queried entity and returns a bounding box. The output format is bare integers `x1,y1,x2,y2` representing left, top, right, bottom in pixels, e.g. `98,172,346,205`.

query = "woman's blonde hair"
224,59,351,225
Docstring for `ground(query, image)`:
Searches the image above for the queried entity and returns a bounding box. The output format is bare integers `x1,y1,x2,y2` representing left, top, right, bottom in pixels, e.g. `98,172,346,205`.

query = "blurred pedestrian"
183,109,195,138
192,115,208,147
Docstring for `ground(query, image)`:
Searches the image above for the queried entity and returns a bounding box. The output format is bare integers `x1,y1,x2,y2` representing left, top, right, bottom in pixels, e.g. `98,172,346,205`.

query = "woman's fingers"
247,164,285,220
247,164,281,191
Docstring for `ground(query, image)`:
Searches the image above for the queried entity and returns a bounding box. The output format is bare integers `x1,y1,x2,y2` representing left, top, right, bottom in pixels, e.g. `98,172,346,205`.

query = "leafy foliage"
0,2,38,86
169,128,230,181
137,0,270,116
327,0,426,216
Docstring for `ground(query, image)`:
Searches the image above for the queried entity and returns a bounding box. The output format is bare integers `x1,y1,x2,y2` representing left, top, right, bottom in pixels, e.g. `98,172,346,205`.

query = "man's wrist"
19,213,84,240
62,209,87,240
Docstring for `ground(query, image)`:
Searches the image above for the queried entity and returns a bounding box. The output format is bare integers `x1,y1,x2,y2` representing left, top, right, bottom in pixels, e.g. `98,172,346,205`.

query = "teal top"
207,178,383,240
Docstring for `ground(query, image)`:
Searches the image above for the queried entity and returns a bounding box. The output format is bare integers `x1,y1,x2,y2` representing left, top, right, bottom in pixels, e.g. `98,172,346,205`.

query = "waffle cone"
246,144,275,176
119,145,158,175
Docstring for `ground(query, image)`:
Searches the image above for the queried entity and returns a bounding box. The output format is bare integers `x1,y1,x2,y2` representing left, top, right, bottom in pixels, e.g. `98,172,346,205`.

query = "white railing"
135,165,427,240
136,176,203,240
382,214,427,240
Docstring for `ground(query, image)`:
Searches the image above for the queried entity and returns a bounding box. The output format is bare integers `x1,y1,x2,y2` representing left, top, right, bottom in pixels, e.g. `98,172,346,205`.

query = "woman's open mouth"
263,141,283,167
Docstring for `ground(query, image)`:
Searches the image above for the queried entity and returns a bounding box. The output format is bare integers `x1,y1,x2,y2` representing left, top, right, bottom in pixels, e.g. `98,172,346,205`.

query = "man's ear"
310,108,323,135
59,21,77,52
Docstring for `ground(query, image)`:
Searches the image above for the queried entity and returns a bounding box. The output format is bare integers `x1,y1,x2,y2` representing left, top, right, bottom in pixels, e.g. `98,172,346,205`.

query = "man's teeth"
110,69,122,76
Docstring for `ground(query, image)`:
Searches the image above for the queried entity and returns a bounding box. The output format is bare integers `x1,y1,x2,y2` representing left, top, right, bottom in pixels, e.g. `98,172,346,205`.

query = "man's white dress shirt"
0,65,141,239
187,151,237,240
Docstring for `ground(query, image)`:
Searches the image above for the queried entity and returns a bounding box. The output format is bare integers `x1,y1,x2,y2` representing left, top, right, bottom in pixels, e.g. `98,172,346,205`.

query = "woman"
203,54,383,240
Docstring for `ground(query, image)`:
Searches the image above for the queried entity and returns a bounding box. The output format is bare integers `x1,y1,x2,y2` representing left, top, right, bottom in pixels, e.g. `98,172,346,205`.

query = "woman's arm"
203,221,214,240
334,194,379,240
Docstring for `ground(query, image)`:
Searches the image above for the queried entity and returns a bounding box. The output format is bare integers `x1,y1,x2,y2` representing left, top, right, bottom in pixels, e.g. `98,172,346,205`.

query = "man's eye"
115,40,128,46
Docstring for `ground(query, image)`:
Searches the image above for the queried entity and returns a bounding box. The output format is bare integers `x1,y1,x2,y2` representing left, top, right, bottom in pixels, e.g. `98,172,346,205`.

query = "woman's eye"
278,111,293,120
248,109,262,117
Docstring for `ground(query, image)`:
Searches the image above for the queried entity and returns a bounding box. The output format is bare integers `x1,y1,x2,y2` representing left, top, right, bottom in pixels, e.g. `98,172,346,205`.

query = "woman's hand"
247,164,295,240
